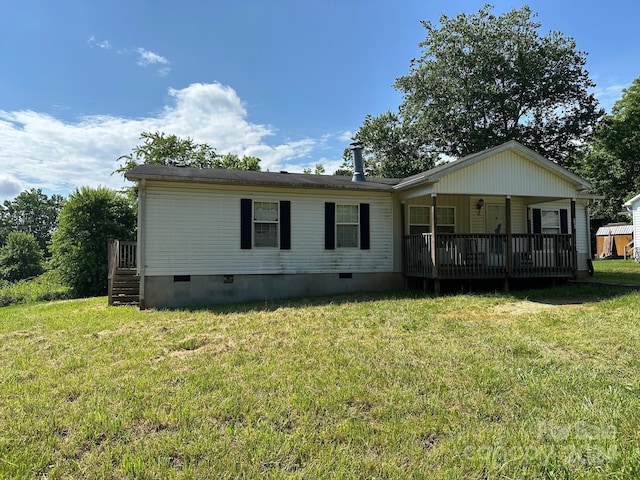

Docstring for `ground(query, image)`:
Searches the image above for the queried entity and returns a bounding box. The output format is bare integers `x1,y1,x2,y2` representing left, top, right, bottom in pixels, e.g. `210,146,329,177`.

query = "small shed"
595,223,633,258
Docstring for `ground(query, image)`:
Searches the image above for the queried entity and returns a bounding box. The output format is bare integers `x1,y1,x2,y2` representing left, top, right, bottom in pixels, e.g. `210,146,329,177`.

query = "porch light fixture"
476,198,484,215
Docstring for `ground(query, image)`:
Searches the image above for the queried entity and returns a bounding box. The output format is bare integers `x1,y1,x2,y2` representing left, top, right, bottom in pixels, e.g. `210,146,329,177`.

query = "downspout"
138,179,146,309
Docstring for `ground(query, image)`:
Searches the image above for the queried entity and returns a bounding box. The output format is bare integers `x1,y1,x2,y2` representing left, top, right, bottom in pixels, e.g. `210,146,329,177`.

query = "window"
336,204,359,248
407,206,455,234
241,199,290,250
531,207,568,239
254,201,279,247
541,209,560,234
436,207,455,233
409,206,430,235
324,202,369,250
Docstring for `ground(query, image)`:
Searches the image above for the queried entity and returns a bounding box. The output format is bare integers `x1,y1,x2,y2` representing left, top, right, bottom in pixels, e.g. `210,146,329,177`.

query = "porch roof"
394,140,592,192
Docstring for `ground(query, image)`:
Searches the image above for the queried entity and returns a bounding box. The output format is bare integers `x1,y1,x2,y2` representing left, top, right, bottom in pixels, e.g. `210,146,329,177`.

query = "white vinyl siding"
530,200,589,257
633,202,640,261
142,183,394,276
470,196,527,234
431,150,579,198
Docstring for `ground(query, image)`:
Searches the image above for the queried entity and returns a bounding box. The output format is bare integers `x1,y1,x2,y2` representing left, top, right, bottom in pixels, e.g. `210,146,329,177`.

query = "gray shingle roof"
125,164,401,191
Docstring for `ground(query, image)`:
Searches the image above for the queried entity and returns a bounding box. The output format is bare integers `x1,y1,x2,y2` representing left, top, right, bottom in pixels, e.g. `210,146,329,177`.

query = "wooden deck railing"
108,240,137,305
403,233,575,279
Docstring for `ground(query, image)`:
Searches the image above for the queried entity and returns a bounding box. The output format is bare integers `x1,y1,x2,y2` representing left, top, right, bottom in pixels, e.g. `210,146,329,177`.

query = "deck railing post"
108,239,119,306
505,196,512,290
571,198,577,277
431,195,439,293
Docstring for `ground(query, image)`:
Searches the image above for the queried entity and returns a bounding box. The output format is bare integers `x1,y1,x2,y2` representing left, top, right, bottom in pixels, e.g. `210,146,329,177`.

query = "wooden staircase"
109,268,140,306
108,240,140,306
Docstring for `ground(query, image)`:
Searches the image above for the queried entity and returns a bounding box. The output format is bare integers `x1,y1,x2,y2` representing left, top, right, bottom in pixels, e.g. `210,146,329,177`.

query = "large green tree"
50,187,136,297
356,4,602,176
115,131,219,174
213,153,261,171
0,189,64,253
0,231,44,282
579,76,640,221
116,131,261,173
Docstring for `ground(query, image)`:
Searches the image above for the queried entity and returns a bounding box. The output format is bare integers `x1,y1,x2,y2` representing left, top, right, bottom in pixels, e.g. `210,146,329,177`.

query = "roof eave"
124,171,395,192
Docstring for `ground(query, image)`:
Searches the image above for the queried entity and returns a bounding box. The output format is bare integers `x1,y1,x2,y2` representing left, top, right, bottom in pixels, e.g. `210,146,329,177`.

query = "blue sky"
1,0,638,200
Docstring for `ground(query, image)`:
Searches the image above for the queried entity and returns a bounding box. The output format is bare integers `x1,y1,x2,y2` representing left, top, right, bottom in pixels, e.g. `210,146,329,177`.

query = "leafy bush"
0,231,45,282
50,186,136,297
0,270,70,307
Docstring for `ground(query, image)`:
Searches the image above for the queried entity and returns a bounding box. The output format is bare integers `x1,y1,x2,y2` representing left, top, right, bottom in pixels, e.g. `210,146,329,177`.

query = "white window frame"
541,208,561,234
436,206,456,234
407,205,455,234
253,201,279,248
408,205,430,235
336,204,359,248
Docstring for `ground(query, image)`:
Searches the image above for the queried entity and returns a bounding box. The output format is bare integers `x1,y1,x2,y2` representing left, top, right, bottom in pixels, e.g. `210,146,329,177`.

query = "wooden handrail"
403,233,576,279
108,240,137,305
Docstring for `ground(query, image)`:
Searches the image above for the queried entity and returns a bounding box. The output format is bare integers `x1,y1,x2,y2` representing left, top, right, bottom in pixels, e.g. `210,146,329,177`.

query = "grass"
0,270,70,307
2,282,640,478
587,258,640,286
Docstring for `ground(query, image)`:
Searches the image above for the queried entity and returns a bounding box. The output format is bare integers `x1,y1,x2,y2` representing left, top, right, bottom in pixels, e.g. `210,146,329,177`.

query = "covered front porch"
403,232,576,279
400,193,579,291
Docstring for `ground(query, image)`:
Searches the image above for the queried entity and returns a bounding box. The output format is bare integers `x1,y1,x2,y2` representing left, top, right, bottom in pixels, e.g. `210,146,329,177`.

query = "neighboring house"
121,140,597,308
595,223,634,259
623,194,640,262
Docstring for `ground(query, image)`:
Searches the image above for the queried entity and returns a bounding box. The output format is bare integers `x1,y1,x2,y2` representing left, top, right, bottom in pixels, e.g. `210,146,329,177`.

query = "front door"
486,204,506,234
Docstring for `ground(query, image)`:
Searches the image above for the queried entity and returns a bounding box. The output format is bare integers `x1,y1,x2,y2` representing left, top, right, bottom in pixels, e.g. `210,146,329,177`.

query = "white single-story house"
118,140,597,308
623,193,640,262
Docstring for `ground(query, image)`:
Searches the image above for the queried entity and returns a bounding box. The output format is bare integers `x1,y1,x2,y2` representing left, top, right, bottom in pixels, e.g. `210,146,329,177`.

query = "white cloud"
87,35,111,50
337,130,354,143
0,83,324,200
88,37,169,75
136,48,169,66
0,175,22,198
135,48,171,76
594,82,630,112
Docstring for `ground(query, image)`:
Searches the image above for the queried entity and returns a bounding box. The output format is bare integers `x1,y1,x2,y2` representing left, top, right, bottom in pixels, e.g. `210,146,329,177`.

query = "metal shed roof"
595,224,634,236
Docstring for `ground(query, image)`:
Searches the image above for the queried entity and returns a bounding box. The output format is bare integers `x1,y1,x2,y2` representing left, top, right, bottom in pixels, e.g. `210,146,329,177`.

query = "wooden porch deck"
403,233,576,280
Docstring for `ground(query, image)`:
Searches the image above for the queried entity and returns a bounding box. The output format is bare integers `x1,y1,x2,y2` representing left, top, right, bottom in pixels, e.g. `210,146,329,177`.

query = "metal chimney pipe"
350,141,366,182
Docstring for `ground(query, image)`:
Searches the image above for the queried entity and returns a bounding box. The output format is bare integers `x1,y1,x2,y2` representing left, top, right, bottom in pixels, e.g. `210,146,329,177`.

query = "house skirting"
142,272,405,309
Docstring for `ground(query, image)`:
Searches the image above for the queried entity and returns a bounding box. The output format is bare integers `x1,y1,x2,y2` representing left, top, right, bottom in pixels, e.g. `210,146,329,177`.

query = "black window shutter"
240,198,252,249
280,201,291,249
532,208,542,234
560,209,569,234
360,203,370,250
325,202,335,250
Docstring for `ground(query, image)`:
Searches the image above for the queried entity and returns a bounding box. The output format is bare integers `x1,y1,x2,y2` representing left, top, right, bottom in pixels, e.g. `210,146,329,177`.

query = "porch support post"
400,201,406,283
431,194,440,294
505,195,512,291
138,179,146,310
571,198,577,278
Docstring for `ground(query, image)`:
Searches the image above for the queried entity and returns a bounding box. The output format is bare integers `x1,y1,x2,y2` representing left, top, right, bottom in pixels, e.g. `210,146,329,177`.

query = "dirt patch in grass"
492,300,587,316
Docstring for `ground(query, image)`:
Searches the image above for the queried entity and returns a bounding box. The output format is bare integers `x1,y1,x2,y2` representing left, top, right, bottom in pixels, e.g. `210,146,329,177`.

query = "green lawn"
2,285,640,478
588,258,640,286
